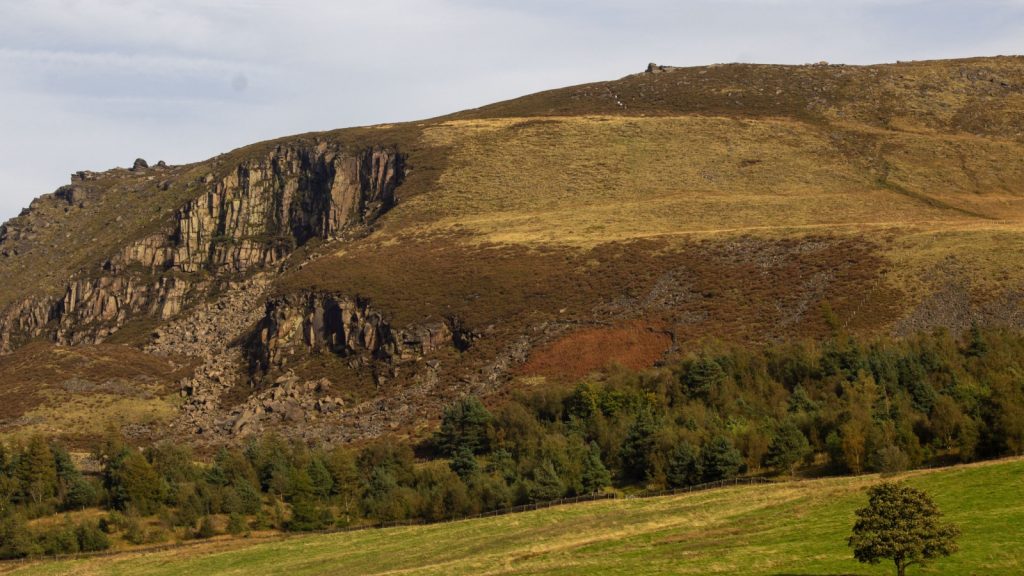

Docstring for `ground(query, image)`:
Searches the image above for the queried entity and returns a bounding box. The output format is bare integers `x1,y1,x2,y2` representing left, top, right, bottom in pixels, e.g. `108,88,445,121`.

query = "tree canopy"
849,482,959,576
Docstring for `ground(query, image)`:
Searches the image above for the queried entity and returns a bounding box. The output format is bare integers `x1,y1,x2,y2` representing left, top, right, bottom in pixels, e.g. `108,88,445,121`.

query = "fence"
1,476,774,565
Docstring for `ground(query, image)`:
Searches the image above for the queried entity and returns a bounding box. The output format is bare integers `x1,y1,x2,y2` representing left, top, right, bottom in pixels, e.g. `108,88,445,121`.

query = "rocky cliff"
250,293,457,376
118,144,403,273
0,144,405,354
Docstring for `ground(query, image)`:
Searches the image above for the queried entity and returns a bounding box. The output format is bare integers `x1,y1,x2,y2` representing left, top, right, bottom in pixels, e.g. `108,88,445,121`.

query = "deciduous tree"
849,482,959,576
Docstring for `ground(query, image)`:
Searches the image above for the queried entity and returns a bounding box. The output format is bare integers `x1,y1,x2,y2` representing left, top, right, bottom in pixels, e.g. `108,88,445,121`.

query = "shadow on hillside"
770,573,863,576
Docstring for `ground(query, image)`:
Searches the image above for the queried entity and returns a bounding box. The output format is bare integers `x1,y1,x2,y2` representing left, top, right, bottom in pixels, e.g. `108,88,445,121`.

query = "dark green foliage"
415,465,473,521
227,512,248,536
619,411,658,481
234,478,264,515
38,521,79,556
434,396,493,456
75,521,111,552
701,436,743,482
17,436,58,507
146,443,198,485
103,449,165,515
680,355,727,398
307,456,334,500
666,442,703,488
528,460,565,502
4,327,1024,559
468,473,514,511
448,446,479,481
287,497,332,531
764,420,811,475
360,467,413,522
849,482,959,576
0,514,39,559
580,442,611,494
63,476,99,511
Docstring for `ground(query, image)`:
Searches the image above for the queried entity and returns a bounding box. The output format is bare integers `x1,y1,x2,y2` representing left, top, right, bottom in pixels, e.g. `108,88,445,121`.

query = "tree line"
1,325,1022,558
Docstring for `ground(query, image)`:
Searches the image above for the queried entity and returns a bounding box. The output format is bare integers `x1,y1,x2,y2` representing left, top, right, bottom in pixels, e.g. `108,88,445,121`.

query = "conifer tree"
580,442,611,494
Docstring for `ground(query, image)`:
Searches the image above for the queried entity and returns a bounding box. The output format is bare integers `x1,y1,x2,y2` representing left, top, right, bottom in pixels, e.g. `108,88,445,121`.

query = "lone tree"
849,482,959,576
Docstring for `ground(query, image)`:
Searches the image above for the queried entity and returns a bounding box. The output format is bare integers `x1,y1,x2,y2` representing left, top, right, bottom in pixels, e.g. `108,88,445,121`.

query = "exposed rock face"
0,275,193,352
120,144,403,273
0,144,405,355
144,275,272,436
56,274,193,345
249,293,455,375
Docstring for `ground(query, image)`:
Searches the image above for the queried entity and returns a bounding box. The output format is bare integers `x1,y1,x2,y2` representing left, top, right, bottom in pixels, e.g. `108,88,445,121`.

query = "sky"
1,0,1022,222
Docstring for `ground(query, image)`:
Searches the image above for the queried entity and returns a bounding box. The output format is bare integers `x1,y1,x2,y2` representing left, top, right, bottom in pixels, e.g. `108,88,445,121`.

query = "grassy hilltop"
8,457,1022,576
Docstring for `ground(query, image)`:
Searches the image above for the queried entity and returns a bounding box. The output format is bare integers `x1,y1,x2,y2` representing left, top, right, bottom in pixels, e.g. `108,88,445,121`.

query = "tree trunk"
896,560,906,576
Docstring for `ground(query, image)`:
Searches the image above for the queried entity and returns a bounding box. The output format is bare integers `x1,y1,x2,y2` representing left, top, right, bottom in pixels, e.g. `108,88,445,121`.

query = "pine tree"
580,442,611,494
17,436,58,506
448,446,479,481
435,396,493,456
0,513,39,559
75,521,111,552
701,435,743,482
227,512,248,536
307,457,334,501
619,411,658,481
666,442,702,488
764,420,811,475
681,356,727,398
104,449,165,515
528,460,565,502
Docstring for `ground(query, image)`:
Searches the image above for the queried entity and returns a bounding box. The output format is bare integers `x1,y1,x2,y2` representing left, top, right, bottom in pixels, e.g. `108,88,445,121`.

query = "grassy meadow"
8,458,1022,576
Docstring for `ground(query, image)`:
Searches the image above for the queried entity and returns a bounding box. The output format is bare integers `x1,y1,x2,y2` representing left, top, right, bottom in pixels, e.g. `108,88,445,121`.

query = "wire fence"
0,476,774,565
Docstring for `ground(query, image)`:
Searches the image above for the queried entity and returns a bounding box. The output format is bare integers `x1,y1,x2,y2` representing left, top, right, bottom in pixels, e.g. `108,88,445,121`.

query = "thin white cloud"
0,0,1022,221
0,48,252,73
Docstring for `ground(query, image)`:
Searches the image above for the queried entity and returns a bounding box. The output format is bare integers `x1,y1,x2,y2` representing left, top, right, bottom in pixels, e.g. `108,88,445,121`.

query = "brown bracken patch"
520,321,673,381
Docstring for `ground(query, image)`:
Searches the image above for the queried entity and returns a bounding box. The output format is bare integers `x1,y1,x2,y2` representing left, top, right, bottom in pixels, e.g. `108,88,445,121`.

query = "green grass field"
8,458,1022,576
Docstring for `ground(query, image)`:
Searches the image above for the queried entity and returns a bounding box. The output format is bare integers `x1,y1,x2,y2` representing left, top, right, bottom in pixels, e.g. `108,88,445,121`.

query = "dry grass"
398,115,996,246
0,343,191,446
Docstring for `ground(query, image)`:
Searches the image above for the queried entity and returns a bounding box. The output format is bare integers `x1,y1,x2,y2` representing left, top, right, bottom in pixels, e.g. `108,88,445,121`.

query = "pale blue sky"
1,0,1022,221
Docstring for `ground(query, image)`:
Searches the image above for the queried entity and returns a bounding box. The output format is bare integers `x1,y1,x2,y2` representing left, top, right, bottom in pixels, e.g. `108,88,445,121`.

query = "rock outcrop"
0,275,194,352
249,293,456,376
0,144,405,354
119,144,403,273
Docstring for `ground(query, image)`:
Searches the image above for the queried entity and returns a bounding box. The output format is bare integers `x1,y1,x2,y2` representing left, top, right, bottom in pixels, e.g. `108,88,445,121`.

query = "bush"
76,521,111,552
287,497,332,532
193,516,217,539
227,512,248,536
64,477,100,510
38,522,79,556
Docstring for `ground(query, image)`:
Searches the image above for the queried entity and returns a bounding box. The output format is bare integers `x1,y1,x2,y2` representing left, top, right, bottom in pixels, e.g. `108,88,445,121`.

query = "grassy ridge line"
9,458,1024,576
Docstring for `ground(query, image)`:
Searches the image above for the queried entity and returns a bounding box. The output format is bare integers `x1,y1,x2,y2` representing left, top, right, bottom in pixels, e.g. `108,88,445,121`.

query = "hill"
1,56,1024,446
7,457,1023,575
